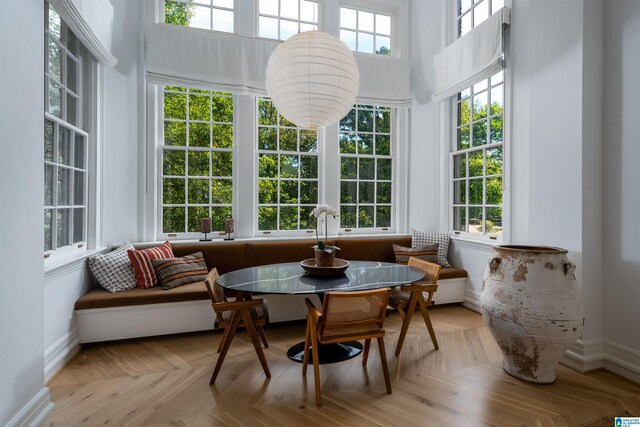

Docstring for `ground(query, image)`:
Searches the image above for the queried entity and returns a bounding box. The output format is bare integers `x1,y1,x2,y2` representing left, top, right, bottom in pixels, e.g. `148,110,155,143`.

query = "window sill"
44,247,108,279
450,234,500,251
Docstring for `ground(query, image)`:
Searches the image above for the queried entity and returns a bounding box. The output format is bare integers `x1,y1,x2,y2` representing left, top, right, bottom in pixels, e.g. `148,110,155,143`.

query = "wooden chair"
203,268,271,385
302,288,392,407
389,257,441,357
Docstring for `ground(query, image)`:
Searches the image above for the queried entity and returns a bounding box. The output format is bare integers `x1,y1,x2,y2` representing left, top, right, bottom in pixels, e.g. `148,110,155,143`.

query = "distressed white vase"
480,245,584,384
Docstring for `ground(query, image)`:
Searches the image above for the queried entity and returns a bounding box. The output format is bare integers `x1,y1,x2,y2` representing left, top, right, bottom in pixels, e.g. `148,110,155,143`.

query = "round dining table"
216,260,425,364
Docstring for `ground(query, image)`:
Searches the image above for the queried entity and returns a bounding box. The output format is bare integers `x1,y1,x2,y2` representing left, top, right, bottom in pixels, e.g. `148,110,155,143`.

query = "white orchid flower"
310,204,339,252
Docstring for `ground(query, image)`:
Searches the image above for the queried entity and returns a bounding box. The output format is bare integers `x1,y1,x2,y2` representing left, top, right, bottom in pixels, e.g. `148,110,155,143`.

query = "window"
340,7,391,56
161,87,234,236
45,4,89,253
457,0,504,36
339,105,393,230
257,98,318,233
451,0,505,238
258,0,318,40
164,0,234,33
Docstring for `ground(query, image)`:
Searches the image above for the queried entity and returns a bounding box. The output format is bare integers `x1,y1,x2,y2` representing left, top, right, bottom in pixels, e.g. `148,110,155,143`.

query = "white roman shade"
432,7,510,102
145,23,412,107
49,0,117,67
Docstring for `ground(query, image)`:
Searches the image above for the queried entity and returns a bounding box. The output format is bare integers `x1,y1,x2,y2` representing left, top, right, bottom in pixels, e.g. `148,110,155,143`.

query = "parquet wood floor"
48,305,640,426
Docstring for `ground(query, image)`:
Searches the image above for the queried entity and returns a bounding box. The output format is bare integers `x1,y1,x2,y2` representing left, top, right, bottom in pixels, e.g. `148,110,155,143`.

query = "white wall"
603,0,640,354
102,0,143,245
407,0,441,233
0,0,53,424
408,0,616,373
43,0,143,383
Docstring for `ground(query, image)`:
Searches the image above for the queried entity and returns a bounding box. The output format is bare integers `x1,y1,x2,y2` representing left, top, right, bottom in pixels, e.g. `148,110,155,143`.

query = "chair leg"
242,309,271,379
217,325,230,353
310,322,322,407
210,310,242,385
302,317,311,375
377,337,392,395
362,338,371,366
417,297,439,350
395,294,418,357
257,325,269,348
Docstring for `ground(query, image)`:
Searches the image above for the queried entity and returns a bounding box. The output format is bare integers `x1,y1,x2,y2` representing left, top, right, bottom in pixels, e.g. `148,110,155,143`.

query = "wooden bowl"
300,258,350,276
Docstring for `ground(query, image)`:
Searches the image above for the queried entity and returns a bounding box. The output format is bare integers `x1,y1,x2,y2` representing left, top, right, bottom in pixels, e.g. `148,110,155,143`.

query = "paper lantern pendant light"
265,31,360,130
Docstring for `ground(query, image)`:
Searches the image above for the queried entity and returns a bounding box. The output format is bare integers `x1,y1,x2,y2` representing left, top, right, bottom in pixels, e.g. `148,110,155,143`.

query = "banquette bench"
75,235,468,343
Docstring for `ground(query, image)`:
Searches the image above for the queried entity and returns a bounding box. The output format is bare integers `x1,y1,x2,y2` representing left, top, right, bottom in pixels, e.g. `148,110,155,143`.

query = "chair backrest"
204,268,225,303
320,288,390,332
408,257,441,284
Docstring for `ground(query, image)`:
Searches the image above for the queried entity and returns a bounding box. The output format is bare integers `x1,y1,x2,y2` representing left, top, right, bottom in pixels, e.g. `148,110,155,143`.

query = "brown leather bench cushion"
245,239,334,267
335,235,411,262
439,267,468,280
154,241,245,274
77,236,467,310
75,281,209,310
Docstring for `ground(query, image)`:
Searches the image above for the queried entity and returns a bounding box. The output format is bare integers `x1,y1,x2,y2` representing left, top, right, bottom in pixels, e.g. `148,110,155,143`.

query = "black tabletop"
216,261,425,294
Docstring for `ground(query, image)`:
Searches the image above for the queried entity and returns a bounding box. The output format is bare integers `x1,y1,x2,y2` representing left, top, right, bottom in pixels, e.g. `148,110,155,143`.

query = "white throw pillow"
87,242,137,293
410,229,451,268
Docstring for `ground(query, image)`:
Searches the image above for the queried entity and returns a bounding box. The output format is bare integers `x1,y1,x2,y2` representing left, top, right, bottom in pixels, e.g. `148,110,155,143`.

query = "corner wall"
407,0,441,233
602,0,640,382
0,1,53,425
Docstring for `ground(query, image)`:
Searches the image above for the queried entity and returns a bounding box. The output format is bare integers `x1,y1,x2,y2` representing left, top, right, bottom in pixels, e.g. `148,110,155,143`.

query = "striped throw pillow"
151,252,209,290
127,241,174,288
392,243,439,265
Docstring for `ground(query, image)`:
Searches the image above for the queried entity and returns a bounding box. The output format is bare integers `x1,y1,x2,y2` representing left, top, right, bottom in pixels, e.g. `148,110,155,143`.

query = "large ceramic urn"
480,245,584,384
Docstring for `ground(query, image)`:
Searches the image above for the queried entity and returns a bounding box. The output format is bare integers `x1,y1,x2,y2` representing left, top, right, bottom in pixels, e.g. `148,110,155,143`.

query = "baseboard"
5,387,54,427
463,287,481,313
602,340,640,384
560,339,605,372
45,326,81,383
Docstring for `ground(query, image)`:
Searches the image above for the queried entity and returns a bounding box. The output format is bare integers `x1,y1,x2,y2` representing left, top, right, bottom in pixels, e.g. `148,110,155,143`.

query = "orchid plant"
311,204,340,253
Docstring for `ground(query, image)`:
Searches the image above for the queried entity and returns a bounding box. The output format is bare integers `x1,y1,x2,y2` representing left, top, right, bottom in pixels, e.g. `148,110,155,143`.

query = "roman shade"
49,0,117,66
145,23,412,107
432,7,510,102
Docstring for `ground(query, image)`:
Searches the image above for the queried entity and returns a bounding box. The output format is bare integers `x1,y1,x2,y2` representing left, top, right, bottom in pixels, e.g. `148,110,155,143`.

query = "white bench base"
77,279,466,343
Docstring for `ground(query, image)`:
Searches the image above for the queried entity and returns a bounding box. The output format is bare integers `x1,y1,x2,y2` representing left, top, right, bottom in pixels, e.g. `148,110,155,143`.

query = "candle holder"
224,218,235,241
199,218,212,242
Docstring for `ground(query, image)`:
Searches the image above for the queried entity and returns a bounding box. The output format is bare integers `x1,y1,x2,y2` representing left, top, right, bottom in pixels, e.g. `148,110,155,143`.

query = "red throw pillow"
127,241,174,289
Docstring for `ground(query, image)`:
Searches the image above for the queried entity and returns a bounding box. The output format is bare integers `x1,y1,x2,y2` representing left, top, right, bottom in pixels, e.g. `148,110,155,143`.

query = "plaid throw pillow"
151,252,209,290
127,241,174,288
87,243,137,293
410,229,451,268
392,243,439,265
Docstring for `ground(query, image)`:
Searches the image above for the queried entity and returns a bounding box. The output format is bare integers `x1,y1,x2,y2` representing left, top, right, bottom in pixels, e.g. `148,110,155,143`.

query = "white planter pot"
480,245,584,384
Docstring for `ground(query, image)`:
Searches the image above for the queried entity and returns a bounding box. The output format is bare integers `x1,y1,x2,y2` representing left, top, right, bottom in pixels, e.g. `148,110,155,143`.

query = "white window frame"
158,87,235,240
145,0,410,241
338,5,393,56
338,105,396,234
257,0,320,40
444,0,510,243
44,1,101,265
163,0,235,33
255,97,320,236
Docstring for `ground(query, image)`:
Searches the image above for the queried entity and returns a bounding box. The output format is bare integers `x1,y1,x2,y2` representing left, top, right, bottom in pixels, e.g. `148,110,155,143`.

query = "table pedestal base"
287,341,363,364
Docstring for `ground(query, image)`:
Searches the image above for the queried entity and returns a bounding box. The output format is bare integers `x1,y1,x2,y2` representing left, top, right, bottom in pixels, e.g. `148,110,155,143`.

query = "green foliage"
377,46,391,56
341,158,357,179
256,99,319,231
165,1,191,26
358,206,374,228
340,205,357,228
375,135,390,155
211,179,232,204
162,87,235,234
